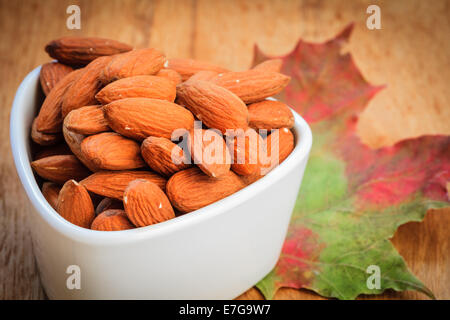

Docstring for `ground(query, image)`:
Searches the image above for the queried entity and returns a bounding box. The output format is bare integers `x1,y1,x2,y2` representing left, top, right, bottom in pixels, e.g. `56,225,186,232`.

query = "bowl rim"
10,66,313,245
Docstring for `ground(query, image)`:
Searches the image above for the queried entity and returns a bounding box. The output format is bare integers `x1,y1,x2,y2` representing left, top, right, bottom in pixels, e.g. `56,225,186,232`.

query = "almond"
80,170,166,199
176,80,248,134
95,197,124,215
41,182,61,210
31,155,91,184
248,100,294,130
210,70,290,104
187,128,231,178
227,128,264,176
100,48,166,83
103,98,194,140
166,167,245,213
188,70,219,82
156,69,182,85
141,136,191,176
252,59,283,73
123,179,175,227
166,58,229,81
91,209,134,231
45,37,132,66
31,118,62,146
65,105,109,135
81,132,145,170
96,75,176,104
264,127,295,172
61,56,112,117
35,69,83,133
40,62,73,95
33,143,72,161
62,121,100,172
57,180,95,228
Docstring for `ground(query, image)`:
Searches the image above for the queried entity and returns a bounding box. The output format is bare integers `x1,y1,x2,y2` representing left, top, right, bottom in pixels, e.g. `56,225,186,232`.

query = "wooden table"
0,0,449,300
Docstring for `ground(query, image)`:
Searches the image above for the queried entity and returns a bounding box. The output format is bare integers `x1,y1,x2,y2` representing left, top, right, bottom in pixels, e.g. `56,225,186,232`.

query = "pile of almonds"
30,37,295,231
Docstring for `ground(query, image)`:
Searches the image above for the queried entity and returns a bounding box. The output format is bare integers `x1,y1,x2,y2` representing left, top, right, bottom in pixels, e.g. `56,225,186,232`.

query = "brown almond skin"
80,170,166,200
252,59,283,73
62,120,101,172
210,70,290,104
95,198,124,215
31,155,91,184
141,136,191,177
96,75,176,104
45,37,132,66
124,179,175,227
40,62,73,95
188,128,231,178
62,56,112,117
188,70,219,82
33,143,72,161
176,80,248,134
57,180,95,228
166,167,245,213
263,128,295,173
228,128,264,176
248,100,294,130
100,48,166,83
166,58,229,81
35,69,83,133
81,132,145,171
103,98,194,140
41,182,61,210
65,105,109,135
156,69,182,85
31,118,62,146
91,209,134,231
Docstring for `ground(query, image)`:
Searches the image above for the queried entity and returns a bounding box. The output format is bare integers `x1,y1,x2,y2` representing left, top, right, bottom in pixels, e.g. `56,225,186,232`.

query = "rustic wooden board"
0,0,449,300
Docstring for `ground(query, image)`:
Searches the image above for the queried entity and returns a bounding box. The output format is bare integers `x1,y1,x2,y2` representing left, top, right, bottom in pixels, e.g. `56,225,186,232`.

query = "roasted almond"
103,98,194,140
41,182,61,210
61,56,112,117
252,59,283,73
248,100,294,130
141,136,191,176
166,167,245,213
57,180,95,228
100,48,166,83
210,70,290,104
124,179,175,227
166,58,229,81
188,70,219,82
187,128,231,178
31,154,91,184
64,105,109,135
45,37,132,66
62,120,100,172
263,127,295,173
96,75,176,104
31,118,62,146
156,69,182,85
91,209,134,231
81,132,145,170
176,80,248,134
95,197,124,215
39,62,73,95
227,128,264,176
35,69,83,133
80,170,166,199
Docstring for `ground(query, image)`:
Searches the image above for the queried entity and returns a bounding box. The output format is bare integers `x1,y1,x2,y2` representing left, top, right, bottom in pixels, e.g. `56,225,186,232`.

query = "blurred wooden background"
0,0,449,300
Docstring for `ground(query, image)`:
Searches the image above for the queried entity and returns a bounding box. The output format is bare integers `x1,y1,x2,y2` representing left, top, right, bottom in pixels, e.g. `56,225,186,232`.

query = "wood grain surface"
0,0,449,300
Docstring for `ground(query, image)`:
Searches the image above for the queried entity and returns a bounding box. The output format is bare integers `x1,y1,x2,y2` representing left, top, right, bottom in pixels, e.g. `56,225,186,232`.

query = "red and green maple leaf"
254,24,450,300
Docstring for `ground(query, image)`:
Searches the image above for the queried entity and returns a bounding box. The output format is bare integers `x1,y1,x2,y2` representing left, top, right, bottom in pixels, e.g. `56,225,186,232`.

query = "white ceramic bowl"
10,66,312,299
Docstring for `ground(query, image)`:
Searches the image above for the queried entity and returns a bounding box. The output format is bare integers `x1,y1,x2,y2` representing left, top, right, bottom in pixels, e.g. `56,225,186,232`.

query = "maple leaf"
254,24,450,300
